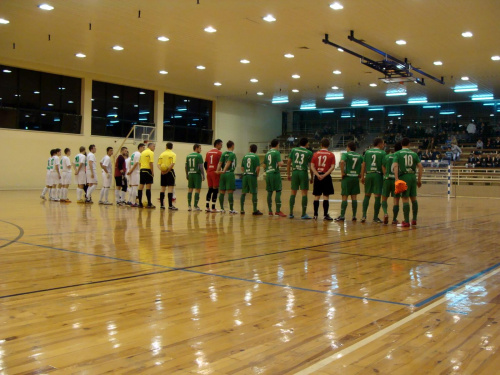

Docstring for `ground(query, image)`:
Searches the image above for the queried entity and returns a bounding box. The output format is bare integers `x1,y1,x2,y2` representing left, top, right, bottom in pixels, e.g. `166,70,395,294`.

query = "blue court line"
414,262,500,308
446,310,469,315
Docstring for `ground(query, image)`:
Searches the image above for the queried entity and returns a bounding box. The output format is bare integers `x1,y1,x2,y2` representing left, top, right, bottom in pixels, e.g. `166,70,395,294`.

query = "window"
0,65,81,133
163,93,213,144
91,81,154,137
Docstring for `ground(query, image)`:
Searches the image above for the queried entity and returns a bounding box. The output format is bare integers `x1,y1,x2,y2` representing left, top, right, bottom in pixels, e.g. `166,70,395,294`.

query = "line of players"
41,136,423,227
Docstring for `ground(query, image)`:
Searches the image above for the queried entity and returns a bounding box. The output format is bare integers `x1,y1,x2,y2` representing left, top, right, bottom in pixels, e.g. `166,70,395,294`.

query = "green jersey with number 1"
393,149,420,175
289,147,313,171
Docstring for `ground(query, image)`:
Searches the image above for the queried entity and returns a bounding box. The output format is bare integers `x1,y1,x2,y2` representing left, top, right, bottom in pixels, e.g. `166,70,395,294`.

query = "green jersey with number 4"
289,147,313,171
264,149,281,173
186,152,204,174
383,154,396,180
364,148,386,173
242,153,260,175
341,151,363,177
220,151,237,173
393,149,420,175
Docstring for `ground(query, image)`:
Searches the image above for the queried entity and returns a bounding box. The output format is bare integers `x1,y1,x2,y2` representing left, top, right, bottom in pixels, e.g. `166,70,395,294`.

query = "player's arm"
185,160,189,179
309,163,314,183
393,161,399,181
222,160,231,173
256,165,260,177
360,161,366,184
89,159,94,178
310,162,320,179
286,157,292,181
417,162,423,188
128,160,137,175
156,157,163,172
216,161,222,174
340,159,346,178
382,164,387,176
149,159,154,176
198,162,205,181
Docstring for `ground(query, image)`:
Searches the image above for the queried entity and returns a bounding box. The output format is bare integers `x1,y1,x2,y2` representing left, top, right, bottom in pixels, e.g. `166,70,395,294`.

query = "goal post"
420,159,453,200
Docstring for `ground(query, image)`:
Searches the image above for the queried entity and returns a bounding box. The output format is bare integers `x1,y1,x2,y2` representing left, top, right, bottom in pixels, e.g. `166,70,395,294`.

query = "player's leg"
372,174,383,222
393,196,400,224
219,174,226,211
138,170,145,206
265,175,273,215
115,176,122,205
250,176,261,215
409,179,418,225
312,175,321,219
194,184,201,210
227,174,236,213
323,175,334,220
187,185,193,210
381,179,390,224
240,176,248,213
167,182,176,210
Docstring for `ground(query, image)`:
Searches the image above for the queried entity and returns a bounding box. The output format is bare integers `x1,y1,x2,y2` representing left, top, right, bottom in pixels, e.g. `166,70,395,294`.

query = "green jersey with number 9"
289,147,313,171
393,149,420,175
264,149,281,173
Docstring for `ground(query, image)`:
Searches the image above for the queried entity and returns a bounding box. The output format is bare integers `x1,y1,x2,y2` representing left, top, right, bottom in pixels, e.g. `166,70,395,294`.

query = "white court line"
294,267,500,375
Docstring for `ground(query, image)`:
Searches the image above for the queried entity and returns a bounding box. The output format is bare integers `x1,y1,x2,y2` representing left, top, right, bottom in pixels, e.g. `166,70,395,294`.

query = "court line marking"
0,219,25,249
294,266,500,375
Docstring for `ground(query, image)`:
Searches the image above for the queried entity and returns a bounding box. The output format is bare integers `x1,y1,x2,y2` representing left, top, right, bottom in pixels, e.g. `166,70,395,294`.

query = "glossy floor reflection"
1,190,499,374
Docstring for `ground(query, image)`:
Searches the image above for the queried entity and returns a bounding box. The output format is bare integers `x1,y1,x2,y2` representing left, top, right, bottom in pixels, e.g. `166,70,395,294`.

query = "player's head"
299,137,309,147
148,142,156,151
214,139,223,149
64,148,70,155
121,146,128,156
373,137,384,148
346,141,356,152
401,137,411,146
138,143,146,152
106,146,113,156
55,148,61,155
394,142,402,152
50,149,56,156
270,139,279,148
193,143,201,152
79,146,85,153
249,144,257,153
320,138,330,149
124,150,129,157
89,144,96,153
227,140,234,150
166,142,173,150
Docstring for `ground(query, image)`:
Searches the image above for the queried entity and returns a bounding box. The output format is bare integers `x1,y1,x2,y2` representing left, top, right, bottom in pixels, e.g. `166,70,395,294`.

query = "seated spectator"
314,130,321,141
431,147,441,161
467,121,476,135
480,153,488,167
395,133,403,143
444,147,453,161
451,143,462,161
287,135,295,147
476,139,484,149
465,152,477,168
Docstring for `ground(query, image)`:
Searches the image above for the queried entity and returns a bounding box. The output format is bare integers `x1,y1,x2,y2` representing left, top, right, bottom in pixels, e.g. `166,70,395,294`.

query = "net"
420,159,453,199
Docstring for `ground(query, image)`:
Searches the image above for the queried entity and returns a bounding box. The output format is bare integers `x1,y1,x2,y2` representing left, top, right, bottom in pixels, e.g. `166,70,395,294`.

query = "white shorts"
50,171,61,186
86,170,98,184
130,172,140,186
45,171,52,186
61,172,72,185
76,171,86,185
102,171,112,188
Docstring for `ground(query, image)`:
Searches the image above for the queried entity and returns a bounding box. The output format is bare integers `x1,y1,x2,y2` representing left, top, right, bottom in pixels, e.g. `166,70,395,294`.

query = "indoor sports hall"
1,1,500,374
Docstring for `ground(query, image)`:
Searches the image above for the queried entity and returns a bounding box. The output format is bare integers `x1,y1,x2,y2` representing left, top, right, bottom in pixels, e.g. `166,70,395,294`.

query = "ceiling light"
491,55,500,61
250,78,258,83
292,89,299,93
257,92,264,96
453,85,477,92
75,53,86,58
461,76,469,81
3,69,12,73
386,91,407,96
284,53,294,58
157,36,169,42
439,111,455,115
331,86,339,90
112,95,119,98
337,48,344,52
368,108,384,111
461,31,473,38
333,70,341,74
422,105,441,109
433,61,443,65
272,97,289,104
204,26,217,33
351,100,369,107
196,65,206,70
48,103,54,106
139,91,145,95
34,91,40,94
240,59,250,64
325,94,344,100
39,4,54,10
471,94,494,100
396,40,406,45
263,15,276,22
159,70,168,75
292,74,300,79
214,82,222,86
330,2,344,10
0,18,9,24
369,83,377,87
112,45,124,51
408,97,428,104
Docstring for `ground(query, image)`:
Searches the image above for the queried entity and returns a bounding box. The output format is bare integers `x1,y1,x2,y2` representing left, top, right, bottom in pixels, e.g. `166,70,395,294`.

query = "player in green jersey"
217,140,237,213
240,144,263,215
360,137,386,223
335,142,363,221
381,142,402,225
287,137,314,219
393,138,423,227
264,139,286,217
185,144,205,211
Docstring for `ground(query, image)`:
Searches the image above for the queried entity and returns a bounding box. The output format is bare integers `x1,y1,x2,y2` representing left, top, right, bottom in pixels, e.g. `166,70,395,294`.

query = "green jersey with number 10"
289,147,313,171
393,149,420,175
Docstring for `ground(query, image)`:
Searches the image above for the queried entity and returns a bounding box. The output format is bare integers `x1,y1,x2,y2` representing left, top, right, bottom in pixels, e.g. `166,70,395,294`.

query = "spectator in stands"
314,130,321,141
456,131,468,144
476,139,484,149
467,121,476,135
480,153,488,167
495,137,500,148
466,152,477,168
444,147,453,161
287,135,295,147
486,138,492,148
431,147,441,161
395,133,403,143
451,143,462,161
421,138,430,150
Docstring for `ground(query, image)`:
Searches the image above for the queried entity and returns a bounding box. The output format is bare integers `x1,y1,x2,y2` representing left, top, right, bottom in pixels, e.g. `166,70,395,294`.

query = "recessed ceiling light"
3,69,12,73
113,45,124,51
331,86,339,90
396,40,406,45
39,4,54,10
159,70,168,75
292,74,300,79
48,103,54,106
113,95,119,98
461,76,469,81
284,53,294,58
204,26,217,33
257,92,264,96
157,36,169,42
250,78,258,83
370,83,377,87
491,55,500,61
75,53,86,58
240,59,250,64
34,91,40,94
292,89,299,93
196,65,206,70
93,109,98,112
461,31,473,38
214,82,222,86
333,70,341,74
0,18,9,24
330,2,344,10
263,14,276,22
139,91,145,95
433,61,443,65
337,48,344,52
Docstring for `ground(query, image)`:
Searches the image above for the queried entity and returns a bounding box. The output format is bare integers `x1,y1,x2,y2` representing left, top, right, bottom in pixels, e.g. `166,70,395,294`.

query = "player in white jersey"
85,144,98,203
41,149,55,200
127,143,145,207
123,150,132,204
59,148,73,203
50,148,62,201
99,146,114,205
74,146,87,203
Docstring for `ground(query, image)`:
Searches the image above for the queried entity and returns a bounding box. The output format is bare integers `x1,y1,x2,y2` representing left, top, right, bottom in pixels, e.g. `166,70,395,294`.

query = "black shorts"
140,169,154,185
115,176,124,188
313,174,334,196
161,170,176,187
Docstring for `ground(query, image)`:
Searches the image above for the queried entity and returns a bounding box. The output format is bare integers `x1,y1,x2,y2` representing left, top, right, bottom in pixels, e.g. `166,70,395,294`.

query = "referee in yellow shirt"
138,142,156,208
158,142,177,210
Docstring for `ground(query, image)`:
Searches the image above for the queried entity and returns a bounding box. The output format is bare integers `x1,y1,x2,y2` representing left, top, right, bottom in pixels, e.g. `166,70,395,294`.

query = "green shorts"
381,179,400,198
341,176,360,196
265,172,282,192
242,174,258,194
400,174,417,198
365,173,383,195
291,170,309,191
187,173,202,189
219,172,236,191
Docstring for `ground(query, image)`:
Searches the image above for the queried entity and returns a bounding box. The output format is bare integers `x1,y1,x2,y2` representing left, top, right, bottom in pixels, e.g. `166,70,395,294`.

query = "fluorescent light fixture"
332,70,341,75
257,92,264,96
292,74,300,79
263,14,276,22
0,18,10,24
204,26,217,33
34,91,40,94
462,31,473,38
159,70,168,74
3,69,12,73
368,108,384,111
213,82,222,86
386,91,407,96
240,59,250,64
75,53,86,58
292,89,299,93
39,4,54,10
112,45,124,51
338,48,344,52
422,105,441,109
300,104,316,110
196,65,206,70
439,111,455,115
369,83,377,87
112,107,118,110
483,102,496,106
351,100,369,107
471,94,494,100
112,95,119,99
284,53,294,58
396,40,406,45
320,110,334,113
250,78,258,83
157,36,169,42
387,112,403,117
433,61,443,65
461,76,469,81
491,55,500,61
139,111,150,114
408,97,428,104
453,85,478,92
139,91,145,95
325,94,344,100
330,2,344,10
47,103,54,106
331,86,339,90
272,96,289,104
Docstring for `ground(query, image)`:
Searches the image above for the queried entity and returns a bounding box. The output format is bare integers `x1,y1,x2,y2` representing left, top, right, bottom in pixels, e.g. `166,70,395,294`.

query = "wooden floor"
1,190,500,374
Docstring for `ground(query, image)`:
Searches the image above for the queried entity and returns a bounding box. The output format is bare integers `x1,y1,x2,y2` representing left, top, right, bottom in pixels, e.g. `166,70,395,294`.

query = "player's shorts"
219,172,236,191
265,172,282,192
242,174,257,194
140,169,154,185
102,171,112,188
50,171,61,185
341,176,360,196
122,177,128,192
188,173,202,189
45,171,52,186
161,170,175,187
291,170,309,191
400,174,418,198
76,171,86,185
86,170,98,184
207,171,220,188
312,174,334,196
382,178,400,198
115,176,125,188
364,172,383,195
61,172,72,185
130,171,140,186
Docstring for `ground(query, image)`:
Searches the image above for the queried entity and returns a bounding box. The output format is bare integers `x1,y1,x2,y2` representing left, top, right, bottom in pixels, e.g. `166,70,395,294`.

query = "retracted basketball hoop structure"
322,30,445,86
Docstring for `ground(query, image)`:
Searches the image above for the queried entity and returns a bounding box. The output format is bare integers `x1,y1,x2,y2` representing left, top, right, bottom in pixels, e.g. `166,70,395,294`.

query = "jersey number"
318,155,327,168
246,158,252,168
403,154,413,167
371,154,377,167
189,158,195,168
351,157,358,171
267,154,272,165
294,153,305,165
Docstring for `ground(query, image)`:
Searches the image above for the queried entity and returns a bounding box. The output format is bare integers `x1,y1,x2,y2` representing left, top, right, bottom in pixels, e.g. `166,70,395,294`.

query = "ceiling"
1,0,500,111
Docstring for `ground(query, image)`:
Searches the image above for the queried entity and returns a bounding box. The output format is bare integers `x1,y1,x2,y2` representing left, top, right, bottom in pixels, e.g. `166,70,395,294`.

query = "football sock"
187,192,192,207
340,200,348,217
194,193,200,207
403,202,410,223
87,185,96,199
302,196,308,216
252,194,257,212
219,193,225,210
120,190,125,201
160,192,165,207
240,194,246,211
212,189,218,210
267,191,273,212
313,200,319,216
362,196,370,217
63,188,68,199
412,200,418,221
99,188,105,202
105,188,110,202
228,193,234,210
206,188,213,208
276,191,282,212
323,199,329,216
374,196,381,219
289,195,296,215
138,190,143,205
393,204,399,221
145,189,152,205
167,192,173,207
48,188,52,198
115,190,121,202
352,200,358,217
381,200,388,215
76,188,82,200
42,187,47,197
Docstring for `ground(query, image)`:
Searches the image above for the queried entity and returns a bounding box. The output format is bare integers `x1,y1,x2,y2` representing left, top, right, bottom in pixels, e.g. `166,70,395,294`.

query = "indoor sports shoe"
289,214,294,219
229,210,238,214
269,212,274,216
98,201,104,205
360,217,366,223
373,218,383,224
383,214,389,225
194,207,201,211
160,205,165,209
40,195,46,200
188,207,192,211
130,203,139,208
352,217,357,222
313,216,318,220
138,203,144,208
334,216,345,222
400,221,410,228
411,220,417,226
324,214,334,221
169,206,178,210
146,204,156,209
103,201,112,205
240,211,245,215
77,199,85,204
276,211,287,217
253,210,263,216
301,214,312,220
392,220,399,225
